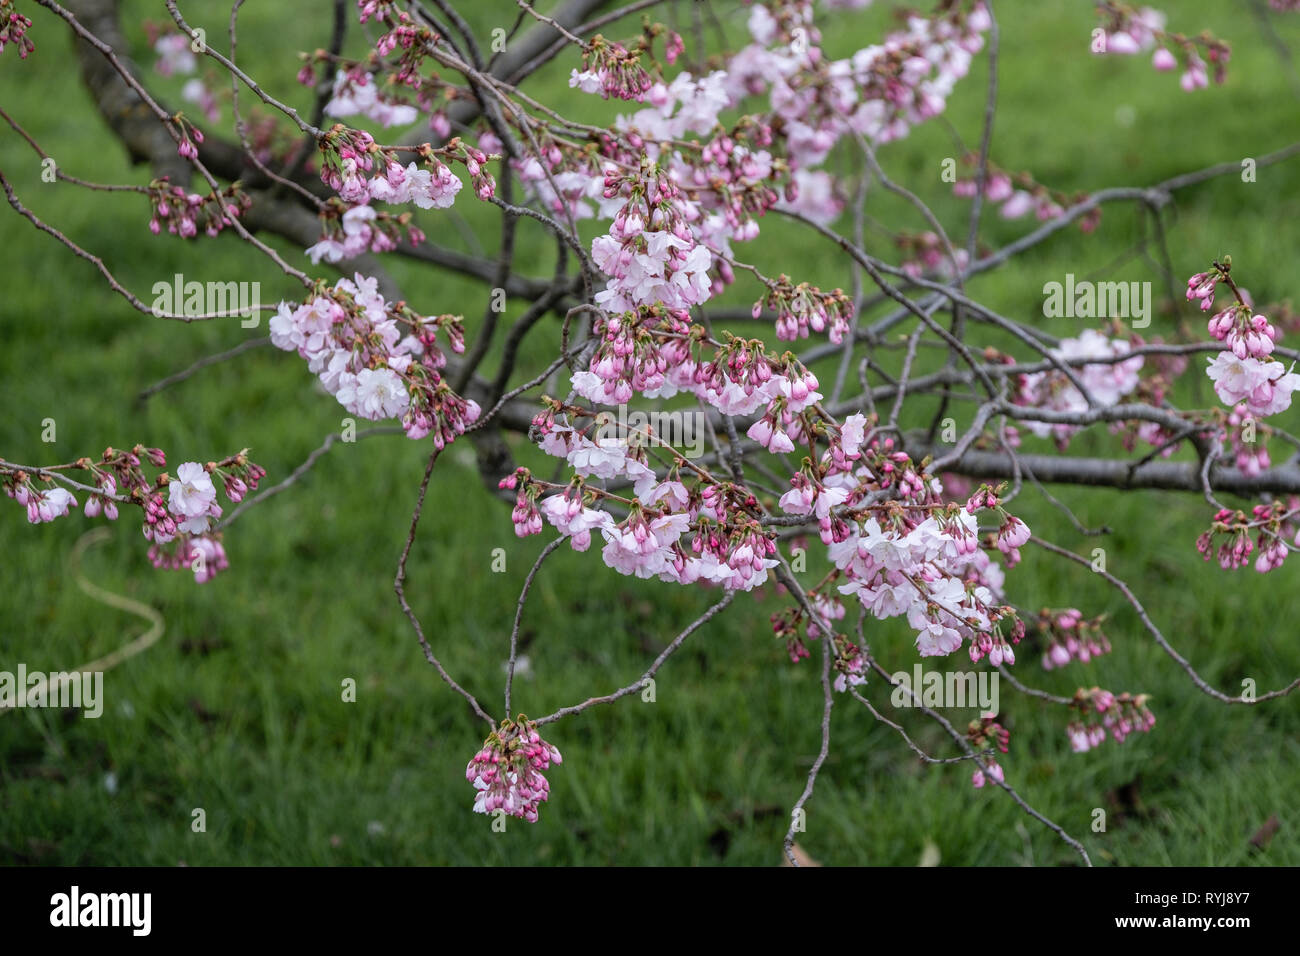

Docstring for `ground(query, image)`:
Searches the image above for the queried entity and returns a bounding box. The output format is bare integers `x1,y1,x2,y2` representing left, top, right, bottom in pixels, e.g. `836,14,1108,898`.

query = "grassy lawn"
0,0,1297,865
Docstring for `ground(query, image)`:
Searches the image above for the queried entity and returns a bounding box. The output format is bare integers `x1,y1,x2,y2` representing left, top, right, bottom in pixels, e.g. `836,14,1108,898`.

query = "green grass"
0,0,1297,866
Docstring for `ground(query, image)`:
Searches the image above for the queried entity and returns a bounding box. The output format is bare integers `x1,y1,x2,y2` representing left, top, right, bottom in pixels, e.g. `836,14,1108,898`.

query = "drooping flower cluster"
270,273,480,446
968,717,1010,788
591,162,717,313
754,276,854,343
0,0,32,58
304,201,424,264
1091,3,1229,91
569,34,656,102
952,160,1101,232
1196,263,1300,418
2,446,262,584
1066,688,1155,752
1196,500,1300,573
146,179,250,239
466,717,562,822
813,436,1023,663
316,125,492,209
507,412,780,592
325,68,418,128
1034,608,1113,670
1015,329,1144,445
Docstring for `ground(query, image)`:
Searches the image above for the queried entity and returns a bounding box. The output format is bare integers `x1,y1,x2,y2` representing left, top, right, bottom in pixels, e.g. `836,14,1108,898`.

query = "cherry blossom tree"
3,0,1299,865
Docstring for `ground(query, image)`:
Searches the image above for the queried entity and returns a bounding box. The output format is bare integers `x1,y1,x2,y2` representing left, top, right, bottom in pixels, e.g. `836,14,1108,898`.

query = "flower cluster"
507,419,781,592
1197,263,1300,418
3,446,262,584
1034,608,1113,670
1196,500,1300,573
152,31,195,77
952,160,1101,232
754,276,853,343
1091,3,1229,91
316,126,489,209
967,717,1010,788
591,163,717,313
895,231,970,282
324,68,418,128
0,0,33,58
569,35,656,102
465,717,562,822
1016,329,1144,445
816,448,1022,663
304,201,424,264
735,1,992,151
1067,688,1155,752
146,179,249,239
1224,403,1272,476
271,273,480,445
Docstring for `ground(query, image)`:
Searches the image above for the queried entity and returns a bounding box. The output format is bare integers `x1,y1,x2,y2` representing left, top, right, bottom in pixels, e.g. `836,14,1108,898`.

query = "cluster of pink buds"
1035,608,1113,670
1068,688,1155,751
994,515,1031,566
664,30,684,64
1186,268,1221,311
861,444,925,501
831,635,867,693
505,472,543,538
1225,403,1271,476
318,124,381,203
693,131,782,235
1197,508,1257,570
968,716,1011,754
968,618,1022,667
1199,260,1300,418
171,113,205,161
570,310,677,405
968,719,1010,787
1091,3,1228,91
1208,305,1277,360
569,36,655,101
438,138,496,201
1197,501,1299,573
971,760,1005,789
965,484,1001,514
0,1,34,59
147,534,230,584
465,717,562,822
755,277,853,344
146,179,249,239
771,606,812,664
896,231,970,282
953,162,1101,232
